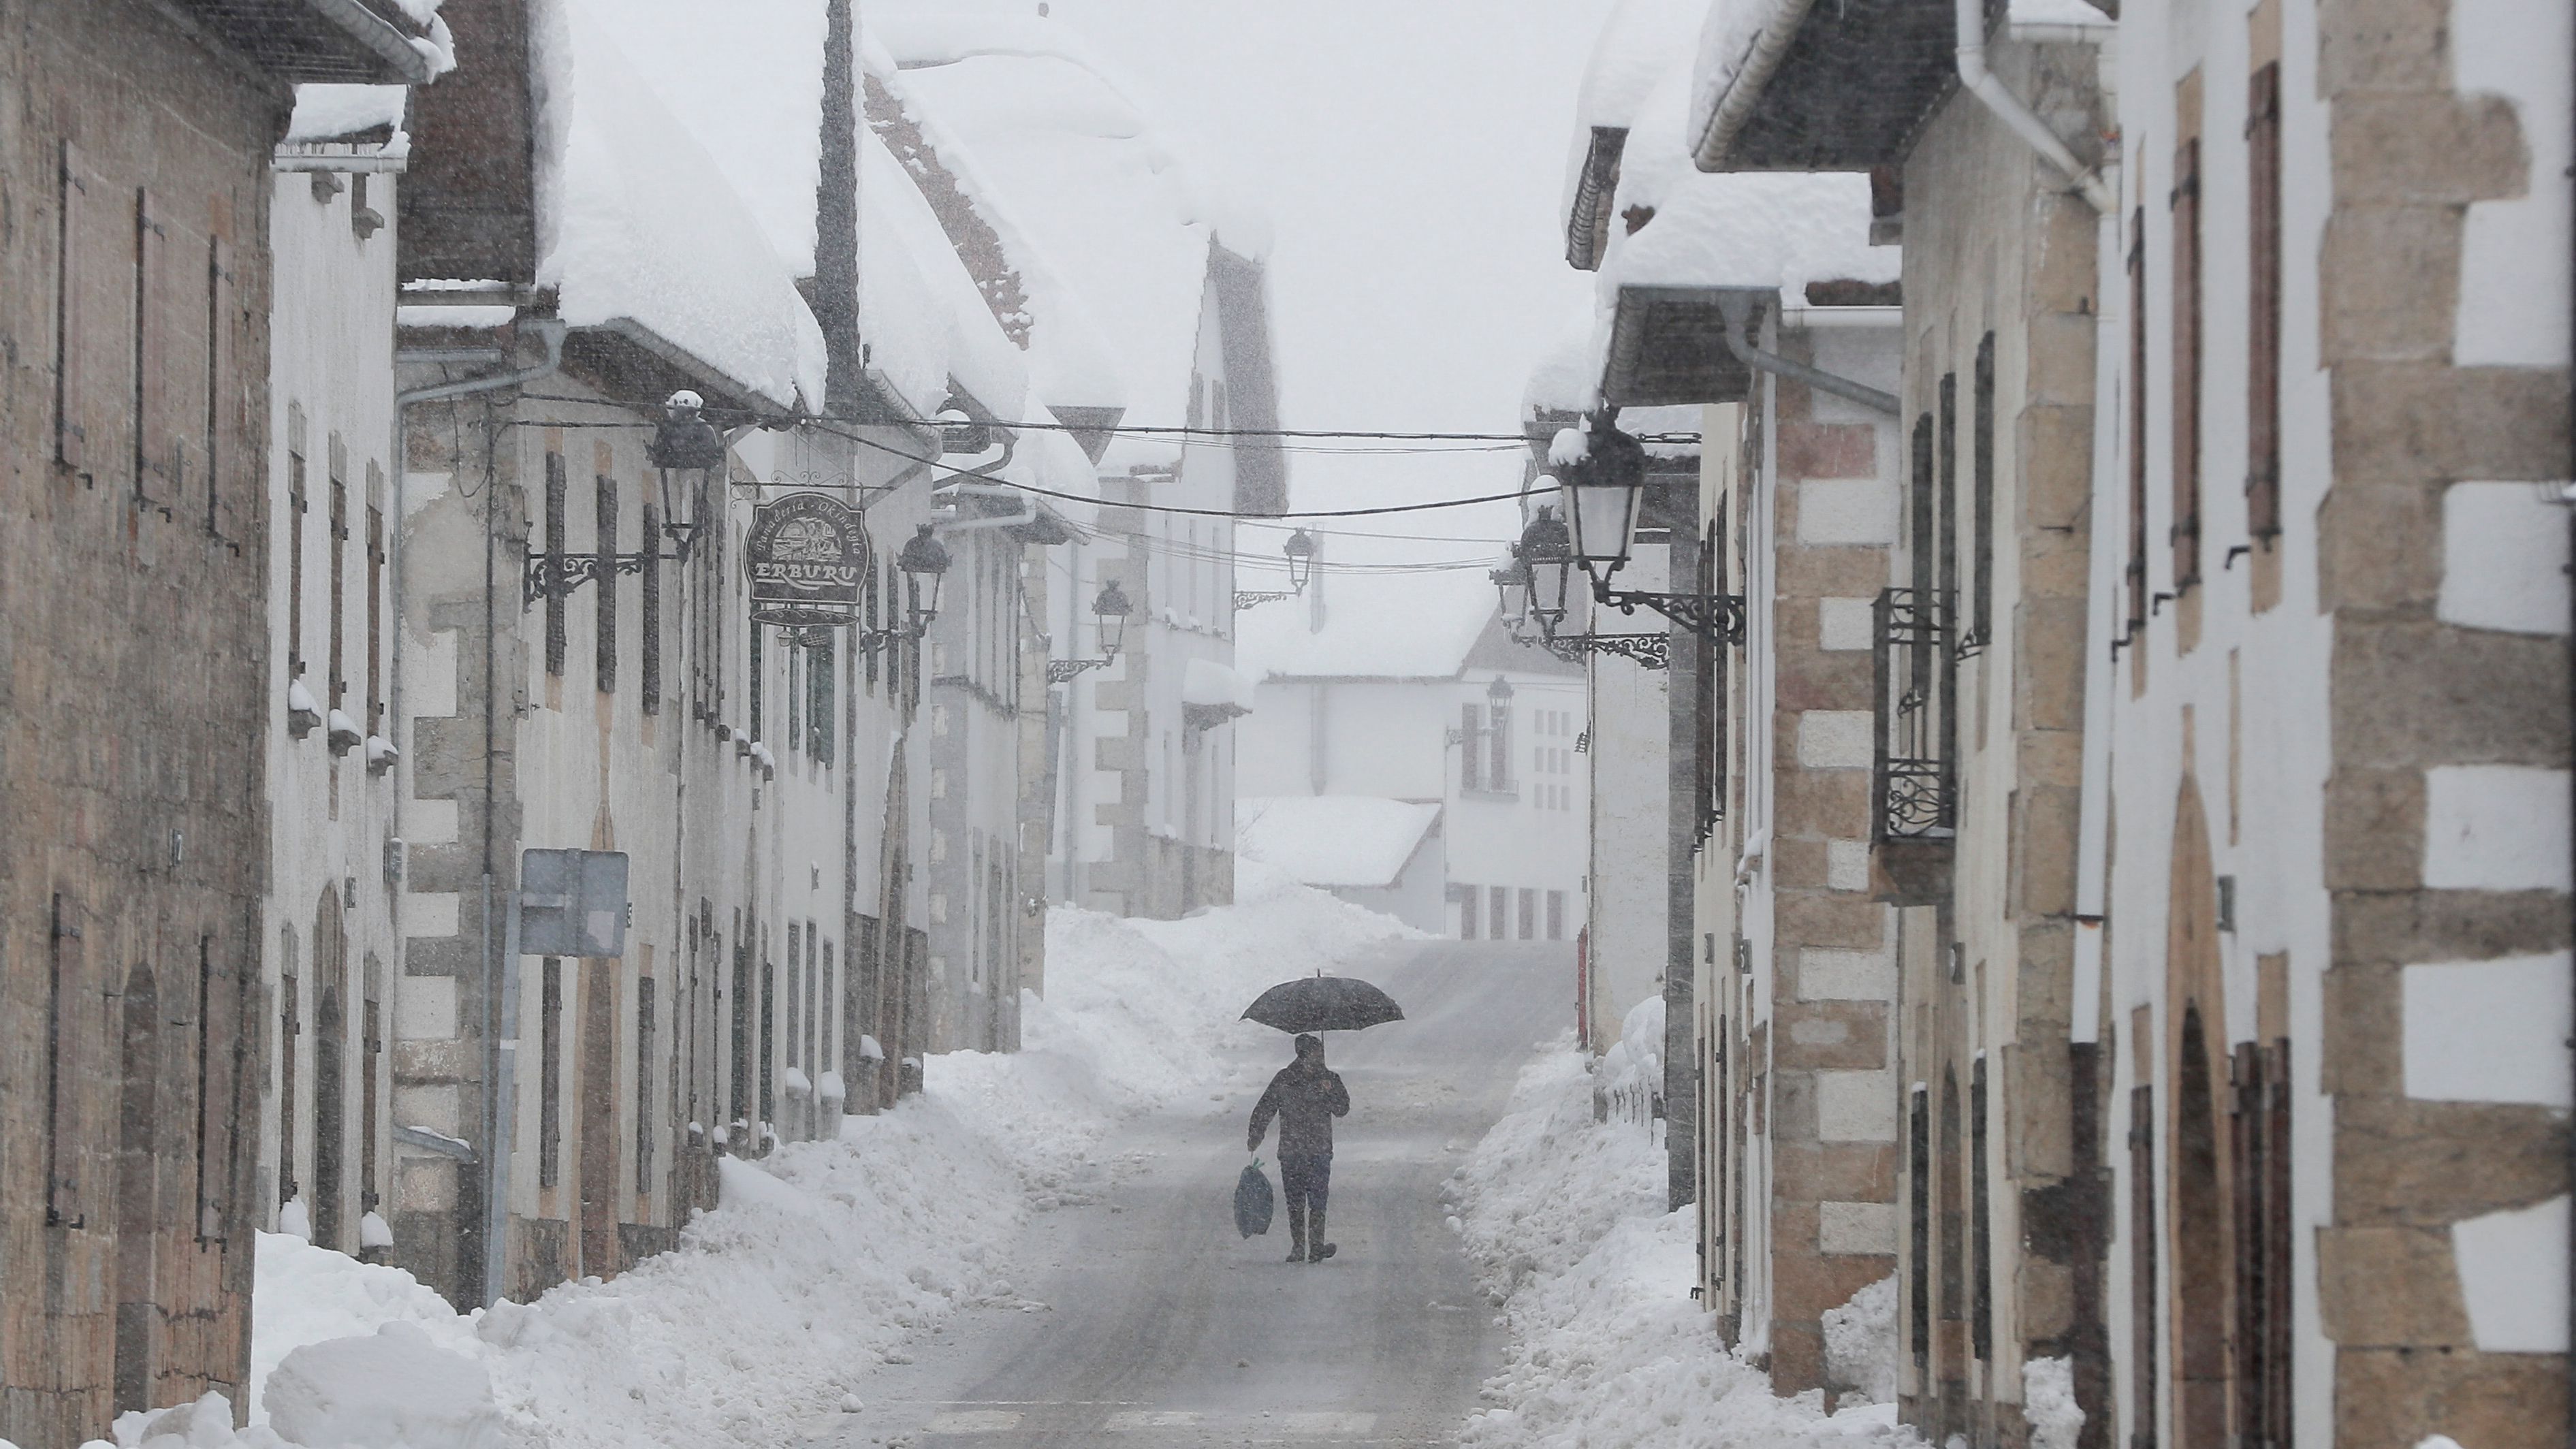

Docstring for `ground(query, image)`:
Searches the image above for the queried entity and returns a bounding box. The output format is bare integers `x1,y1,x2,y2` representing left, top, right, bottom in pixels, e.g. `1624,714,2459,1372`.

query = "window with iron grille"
1873,587,1958,842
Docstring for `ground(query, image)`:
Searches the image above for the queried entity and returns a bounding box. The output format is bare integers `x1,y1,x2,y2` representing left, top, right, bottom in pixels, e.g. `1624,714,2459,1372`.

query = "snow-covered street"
812,936,1567,1448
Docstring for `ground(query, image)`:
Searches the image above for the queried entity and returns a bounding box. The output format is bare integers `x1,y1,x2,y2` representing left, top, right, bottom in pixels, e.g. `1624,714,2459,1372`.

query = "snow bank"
1449,1037,1926,1449
1823,1277,1899,1404
194,869,1414,1449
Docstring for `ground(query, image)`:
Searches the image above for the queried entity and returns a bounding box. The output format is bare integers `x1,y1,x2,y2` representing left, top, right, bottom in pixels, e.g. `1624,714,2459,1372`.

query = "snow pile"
287,85,408,143
1448,1037,1924,1449
166,868,1416,1449
1238,797,1443,889
1823,1277,1899,1403
2023,1356,2086,1449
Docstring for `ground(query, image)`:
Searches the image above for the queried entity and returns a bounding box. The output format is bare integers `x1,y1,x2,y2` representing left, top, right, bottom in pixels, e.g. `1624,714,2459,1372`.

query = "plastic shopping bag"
1235,1158,1275,1237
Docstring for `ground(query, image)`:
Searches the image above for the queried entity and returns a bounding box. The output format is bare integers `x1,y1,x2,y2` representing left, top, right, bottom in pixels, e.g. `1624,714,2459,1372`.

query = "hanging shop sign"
746,492,869,626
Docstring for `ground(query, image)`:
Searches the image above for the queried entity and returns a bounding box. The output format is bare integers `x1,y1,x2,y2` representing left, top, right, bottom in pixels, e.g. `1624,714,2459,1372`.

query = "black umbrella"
1241,973,1405,1034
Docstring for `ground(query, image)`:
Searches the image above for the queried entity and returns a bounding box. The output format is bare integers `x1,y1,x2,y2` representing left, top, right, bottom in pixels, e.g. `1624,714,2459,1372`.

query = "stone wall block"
2316,483,2445,614
1777,652,1878,712
2332,94,2528,206
2332,1096,2569,1224
2011,782,2085,918
2016,524,2092,600
2016,726,2085,791
2319,961,2403,1092
2332,622,2571,770
1772,836,1832,891
2317,0,2451,93
1782,547,1898,599
1780,422,1884,481
2315,1225,2475,1346
1778,891,1893,951
2319,207,2465,363
2014,918,2078,1034
2024,315,2097,409
2016,404,2096,533
2332,888,2572,968
1775,1139,1901,1203
2014,596,2090,733
2333,364,2575,484
2337,1347,2567,1449
1777,769,1875,841
1777,1001,1894,1070
2322,770,2427,889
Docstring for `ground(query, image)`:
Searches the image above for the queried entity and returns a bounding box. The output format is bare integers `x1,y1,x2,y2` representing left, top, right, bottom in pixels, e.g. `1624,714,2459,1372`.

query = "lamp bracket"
853,626,922,656
1539,632,1670,670
524,549,652,608
1233,590,1297,610
1595,584,1746,646
1046,657,1116,684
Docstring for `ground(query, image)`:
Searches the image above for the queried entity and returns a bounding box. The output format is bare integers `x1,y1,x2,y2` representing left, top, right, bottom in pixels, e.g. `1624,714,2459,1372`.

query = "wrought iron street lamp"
646,389,725,560
1550,411,1745,645
1490,547,1533,633
1047,579,1134,683
859,524,952,656
1237,527,1324,609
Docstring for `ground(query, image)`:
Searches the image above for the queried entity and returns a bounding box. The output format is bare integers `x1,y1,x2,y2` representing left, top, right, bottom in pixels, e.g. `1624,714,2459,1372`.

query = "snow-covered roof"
529,0,829,411
858,119,1032,420
1237,571,1504,682
1237,797,1442,890
1182,658,1258,714
1600,58,1896,298
1564,0,1715,266
872,3,1243,471
287,84,409,142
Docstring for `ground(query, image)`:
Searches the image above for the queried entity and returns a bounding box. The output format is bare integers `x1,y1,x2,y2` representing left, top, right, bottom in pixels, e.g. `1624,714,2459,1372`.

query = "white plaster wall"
1588,544,1672,1049
263,163,404,1245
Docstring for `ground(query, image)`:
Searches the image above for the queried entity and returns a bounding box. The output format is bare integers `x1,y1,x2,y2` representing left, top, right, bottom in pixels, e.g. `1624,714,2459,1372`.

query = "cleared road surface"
809,939,1571,1448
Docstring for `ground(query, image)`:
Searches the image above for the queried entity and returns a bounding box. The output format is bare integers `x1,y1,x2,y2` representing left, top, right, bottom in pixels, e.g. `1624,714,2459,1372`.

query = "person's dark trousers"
1281,1153,1333,1262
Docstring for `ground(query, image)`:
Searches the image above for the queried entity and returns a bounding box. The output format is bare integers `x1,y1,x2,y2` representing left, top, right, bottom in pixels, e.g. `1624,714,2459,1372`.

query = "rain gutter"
1719,294,1900,415
1956,0,2117,214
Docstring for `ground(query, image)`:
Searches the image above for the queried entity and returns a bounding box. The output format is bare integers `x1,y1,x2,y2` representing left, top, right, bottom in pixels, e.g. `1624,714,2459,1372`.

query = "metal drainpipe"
1718,294,1901,415
1956,0,2116,214
391,315,565,1307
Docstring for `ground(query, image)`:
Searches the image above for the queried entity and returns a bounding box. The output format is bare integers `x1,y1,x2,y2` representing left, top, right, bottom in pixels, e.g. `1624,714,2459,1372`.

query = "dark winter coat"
1248,1057,1350,1158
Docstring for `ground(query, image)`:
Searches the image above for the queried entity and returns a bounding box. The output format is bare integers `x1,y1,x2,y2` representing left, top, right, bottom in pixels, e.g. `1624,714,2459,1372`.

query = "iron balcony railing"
1873,587,1958,843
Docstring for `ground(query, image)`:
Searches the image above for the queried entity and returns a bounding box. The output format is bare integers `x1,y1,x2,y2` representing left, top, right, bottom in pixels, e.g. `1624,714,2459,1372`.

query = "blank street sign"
518,848,629,957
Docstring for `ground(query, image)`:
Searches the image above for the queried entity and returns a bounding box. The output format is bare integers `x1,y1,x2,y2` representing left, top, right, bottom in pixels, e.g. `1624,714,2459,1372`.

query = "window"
289,407,308,677
809,635,836,763
2246,65,2284,543
195,937,228,1239
1937,374,1959,613
2129,1082,2159,1449
361,978,381,1214
1487,885,1506,940
1516,888,1535,940
208,237,240,539
642,501,662,714
330,436,348,705
2127,212,2150,631
48,893,89,1226
1546,891,1565,941
2172,137,2204,592
759,929,776,1123
545,452,568,678
596,473,618,691
865,562,881,693
540,959,562,1188
820,941,836,1094
1488,698,1513,791
1459,887,1479,940
750,622,765,742
1970,336,1996,653
1971,1054,1992,1362
636,975,656,1196
728,912,752,1127
2233,1039,2294,1449
788,641,803,753
278,958,300,1206
786,923,803,1072
1909,1083,1930,1369
366,483,385,733
1459,703,1483,791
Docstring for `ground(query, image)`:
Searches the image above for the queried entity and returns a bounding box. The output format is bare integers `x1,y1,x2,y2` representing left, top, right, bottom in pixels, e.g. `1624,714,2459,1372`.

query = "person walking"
1247,1033,1350,1263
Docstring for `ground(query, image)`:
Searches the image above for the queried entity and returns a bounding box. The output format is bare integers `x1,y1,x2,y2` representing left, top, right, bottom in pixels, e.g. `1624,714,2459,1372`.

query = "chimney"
398,0,537,283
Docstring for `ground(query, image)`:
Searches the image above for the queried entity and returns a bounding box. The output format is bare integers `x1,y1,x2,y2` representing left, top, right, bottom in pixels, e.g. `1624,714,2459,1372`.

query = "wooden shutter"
2170,138,2204,590
2129,1083,2159,1449
208,237,246,544
1971,335,1997,649
46,893,90,1226
56,141,129,477
136,188,170,507
596,474,618,692
642,503,662,714
1460,703,1482,791
2126,213,2150,631
2245,65,2284,541
544,453,568,677
368,490,386,732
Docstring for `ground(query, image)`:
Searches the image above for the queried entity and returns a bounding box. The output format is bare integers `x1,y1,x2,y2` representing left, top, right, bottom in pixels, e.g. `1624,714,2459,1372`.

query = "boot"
1308,1207,1335,1262
1284,1200,1307,1262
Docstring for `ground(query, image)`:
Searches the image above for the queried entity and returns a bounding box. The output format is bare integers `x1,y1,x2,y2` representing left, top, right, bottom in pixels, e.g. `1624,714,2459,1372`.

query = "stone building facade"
0,3,430,1442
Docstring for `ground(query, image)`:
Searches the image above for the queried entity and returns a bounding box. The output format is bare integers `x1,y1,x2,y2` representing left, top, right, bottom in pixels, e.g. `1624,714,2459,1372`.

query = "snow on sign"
747,491,869,626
